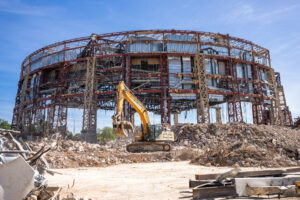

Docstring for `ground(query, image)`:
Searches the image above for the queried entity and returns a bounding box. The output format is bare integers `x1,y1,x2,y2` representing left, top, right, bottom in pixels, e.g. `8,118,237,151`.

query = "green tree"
66,130,73,139
97,127,117,142
0,119,11,129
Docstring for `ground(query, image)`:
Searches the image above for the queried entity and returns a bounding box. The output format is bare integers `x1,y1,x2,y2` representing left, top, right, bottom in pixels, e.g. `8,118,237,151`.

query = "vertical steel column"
267,68,283,126
18,74,29,132
277,85,292,125
124,56,132,122
215,107,222,123
11,107,18,129
251,63,264,124
174,113,179,124
32,72,44,135
160,54,171,124
225,60,235,122
229,60,243,122
12,71,24,129
227,60,236,122
12,88,21,129
47,105,55,135
54,64,68,134
251,101,258,124
81,57,97,143
226,39,242,122
275,72,292,125
194,53,210,123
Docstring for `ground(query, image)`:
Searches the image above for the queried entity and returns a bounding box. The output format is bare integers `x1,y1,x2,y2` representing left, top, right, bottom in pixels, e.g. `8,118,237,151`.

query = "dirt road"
46,161,267,199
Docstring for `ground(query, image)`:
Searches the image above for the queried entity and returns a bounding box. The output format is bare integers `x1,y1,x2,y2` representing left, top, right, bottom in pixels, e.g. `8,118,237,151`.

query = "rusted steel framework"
12,30,292,141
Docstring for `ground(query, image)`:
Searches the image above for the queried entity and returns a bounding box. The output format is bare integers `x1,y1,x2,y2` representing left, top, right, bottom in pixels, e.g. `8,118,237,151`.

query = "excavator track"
126,142,171,153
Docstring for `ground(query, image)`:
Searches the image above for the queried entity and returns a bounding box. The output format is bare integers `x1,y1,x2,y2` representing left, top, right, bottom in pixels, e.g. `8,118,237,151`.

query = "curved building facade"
12,30,292,141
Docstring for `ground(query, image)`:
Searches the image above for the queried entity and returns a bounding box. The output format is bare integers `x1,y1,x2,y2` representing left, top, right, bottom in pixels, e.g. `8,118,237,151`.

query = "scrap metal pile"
0,129,84,200
172,122,300,167
189,167,300,199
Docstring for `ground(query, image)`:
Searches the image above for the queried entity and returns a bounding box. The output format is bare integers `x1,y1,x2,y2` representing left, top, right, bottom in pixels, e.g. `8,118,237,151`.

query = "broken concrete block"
0,156,35,200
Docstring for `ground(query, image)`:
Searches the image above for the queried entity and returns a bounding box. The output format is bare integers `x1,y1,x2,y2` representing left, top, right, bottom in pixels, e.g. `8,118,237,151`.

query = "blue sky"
0,0,299,132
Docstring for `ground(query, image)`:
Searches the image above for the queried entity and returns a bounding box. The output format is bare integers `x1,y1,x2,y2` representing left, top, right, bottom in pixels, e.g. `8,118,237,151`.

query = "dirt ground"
46,161,269,200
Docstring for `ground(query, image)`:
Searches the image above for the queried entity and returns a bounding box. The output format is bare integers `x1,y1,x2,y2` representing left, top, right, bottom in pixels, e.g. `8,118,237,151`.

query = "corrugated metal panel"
260,69,267,81
236,64,244,78
170,93,196,100
201,45,229,56
205,59,212,74
128,41,162,53
168,57,181,73
247,64,252,79
182,57,193,89
165,34,195,41
218,61,226,75
209,94,224,101
205,59,219,75
207,78,212,86
152,42,162,52
43,52,64,67
168,57,181,88
166,43,197,53
242,52,252,61
30,59,42,71
128,42,151,52
249,83,253,94
182,57,191,73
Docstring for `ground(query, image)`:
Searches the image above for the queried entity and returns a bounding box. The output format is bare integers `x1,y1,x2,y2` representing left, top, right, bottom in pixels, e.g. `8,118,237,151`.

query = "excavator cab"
144,124,174,141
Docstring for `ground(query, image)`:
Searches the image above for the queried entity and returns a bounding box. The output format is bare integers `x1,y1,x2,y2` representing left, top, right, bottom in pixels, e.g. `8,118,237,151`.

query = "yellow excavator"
112,81,175,153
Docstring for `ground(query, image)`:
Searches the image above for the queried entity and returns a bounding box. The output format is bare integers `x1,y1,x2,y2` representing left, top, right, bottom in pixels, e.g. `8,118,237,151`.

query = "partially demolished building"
12,30,292,142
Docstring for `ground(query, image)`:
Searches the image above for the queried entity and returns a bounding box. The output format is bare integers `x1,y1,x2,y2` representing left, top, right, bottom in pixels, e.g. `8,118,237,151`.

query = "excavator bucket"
113,120,134,137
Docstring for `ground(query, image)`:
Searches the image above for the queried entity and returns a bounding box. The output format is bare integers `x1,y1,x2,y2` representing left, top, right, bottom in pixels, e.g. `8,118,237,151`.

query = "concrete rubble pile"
27,134,200,168
0,129,88,200
172,122,300,167
26,122,300,168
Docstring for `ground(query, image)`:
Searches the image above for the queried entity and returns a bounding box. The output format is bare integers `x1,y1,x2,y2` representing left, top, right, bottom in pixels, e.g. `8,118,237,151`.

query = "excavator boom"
112,81,150,138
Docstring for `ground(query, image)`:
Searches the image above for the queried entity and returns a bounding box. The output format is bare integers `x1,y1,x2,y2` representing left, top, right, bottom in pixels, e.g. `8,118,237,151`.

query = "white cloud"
223,2,300,24
0,0,61,16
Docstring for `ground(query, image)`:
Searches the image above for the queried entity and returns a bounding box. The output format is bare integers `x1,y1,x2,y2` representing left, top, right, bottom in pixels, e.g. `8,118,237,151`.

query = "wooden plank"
193,185,237,199
237,170,285,178
195,169,285,180
286,167,300,173
0,150,36,154
189,180,212,188
195,173,218,180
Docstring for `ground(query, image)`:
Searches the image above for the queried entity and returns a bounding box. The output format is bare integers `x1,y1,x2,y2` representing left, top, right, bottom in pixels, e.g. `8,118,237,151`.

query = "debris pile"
27,136,200,168
172,122,300,167
25,122,300,168
0,129,64,200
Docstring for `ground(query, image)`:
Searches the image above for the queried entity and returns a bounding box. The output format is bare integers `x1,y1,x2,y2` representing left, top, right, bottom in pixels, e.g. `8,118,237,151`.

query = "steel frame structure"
12,30,292,141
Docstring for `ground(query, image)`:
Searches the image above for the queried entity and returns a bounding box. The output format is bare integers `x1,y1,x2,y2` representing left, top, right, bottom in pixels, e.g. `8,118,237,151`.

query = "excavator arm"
112,81,174,152
112,81,150,138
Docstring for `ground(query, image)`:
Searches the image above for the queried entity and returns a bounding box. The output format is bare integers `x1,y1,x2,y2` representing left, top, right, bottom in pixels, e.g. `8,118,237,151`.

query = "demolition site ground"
2,122,300,199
